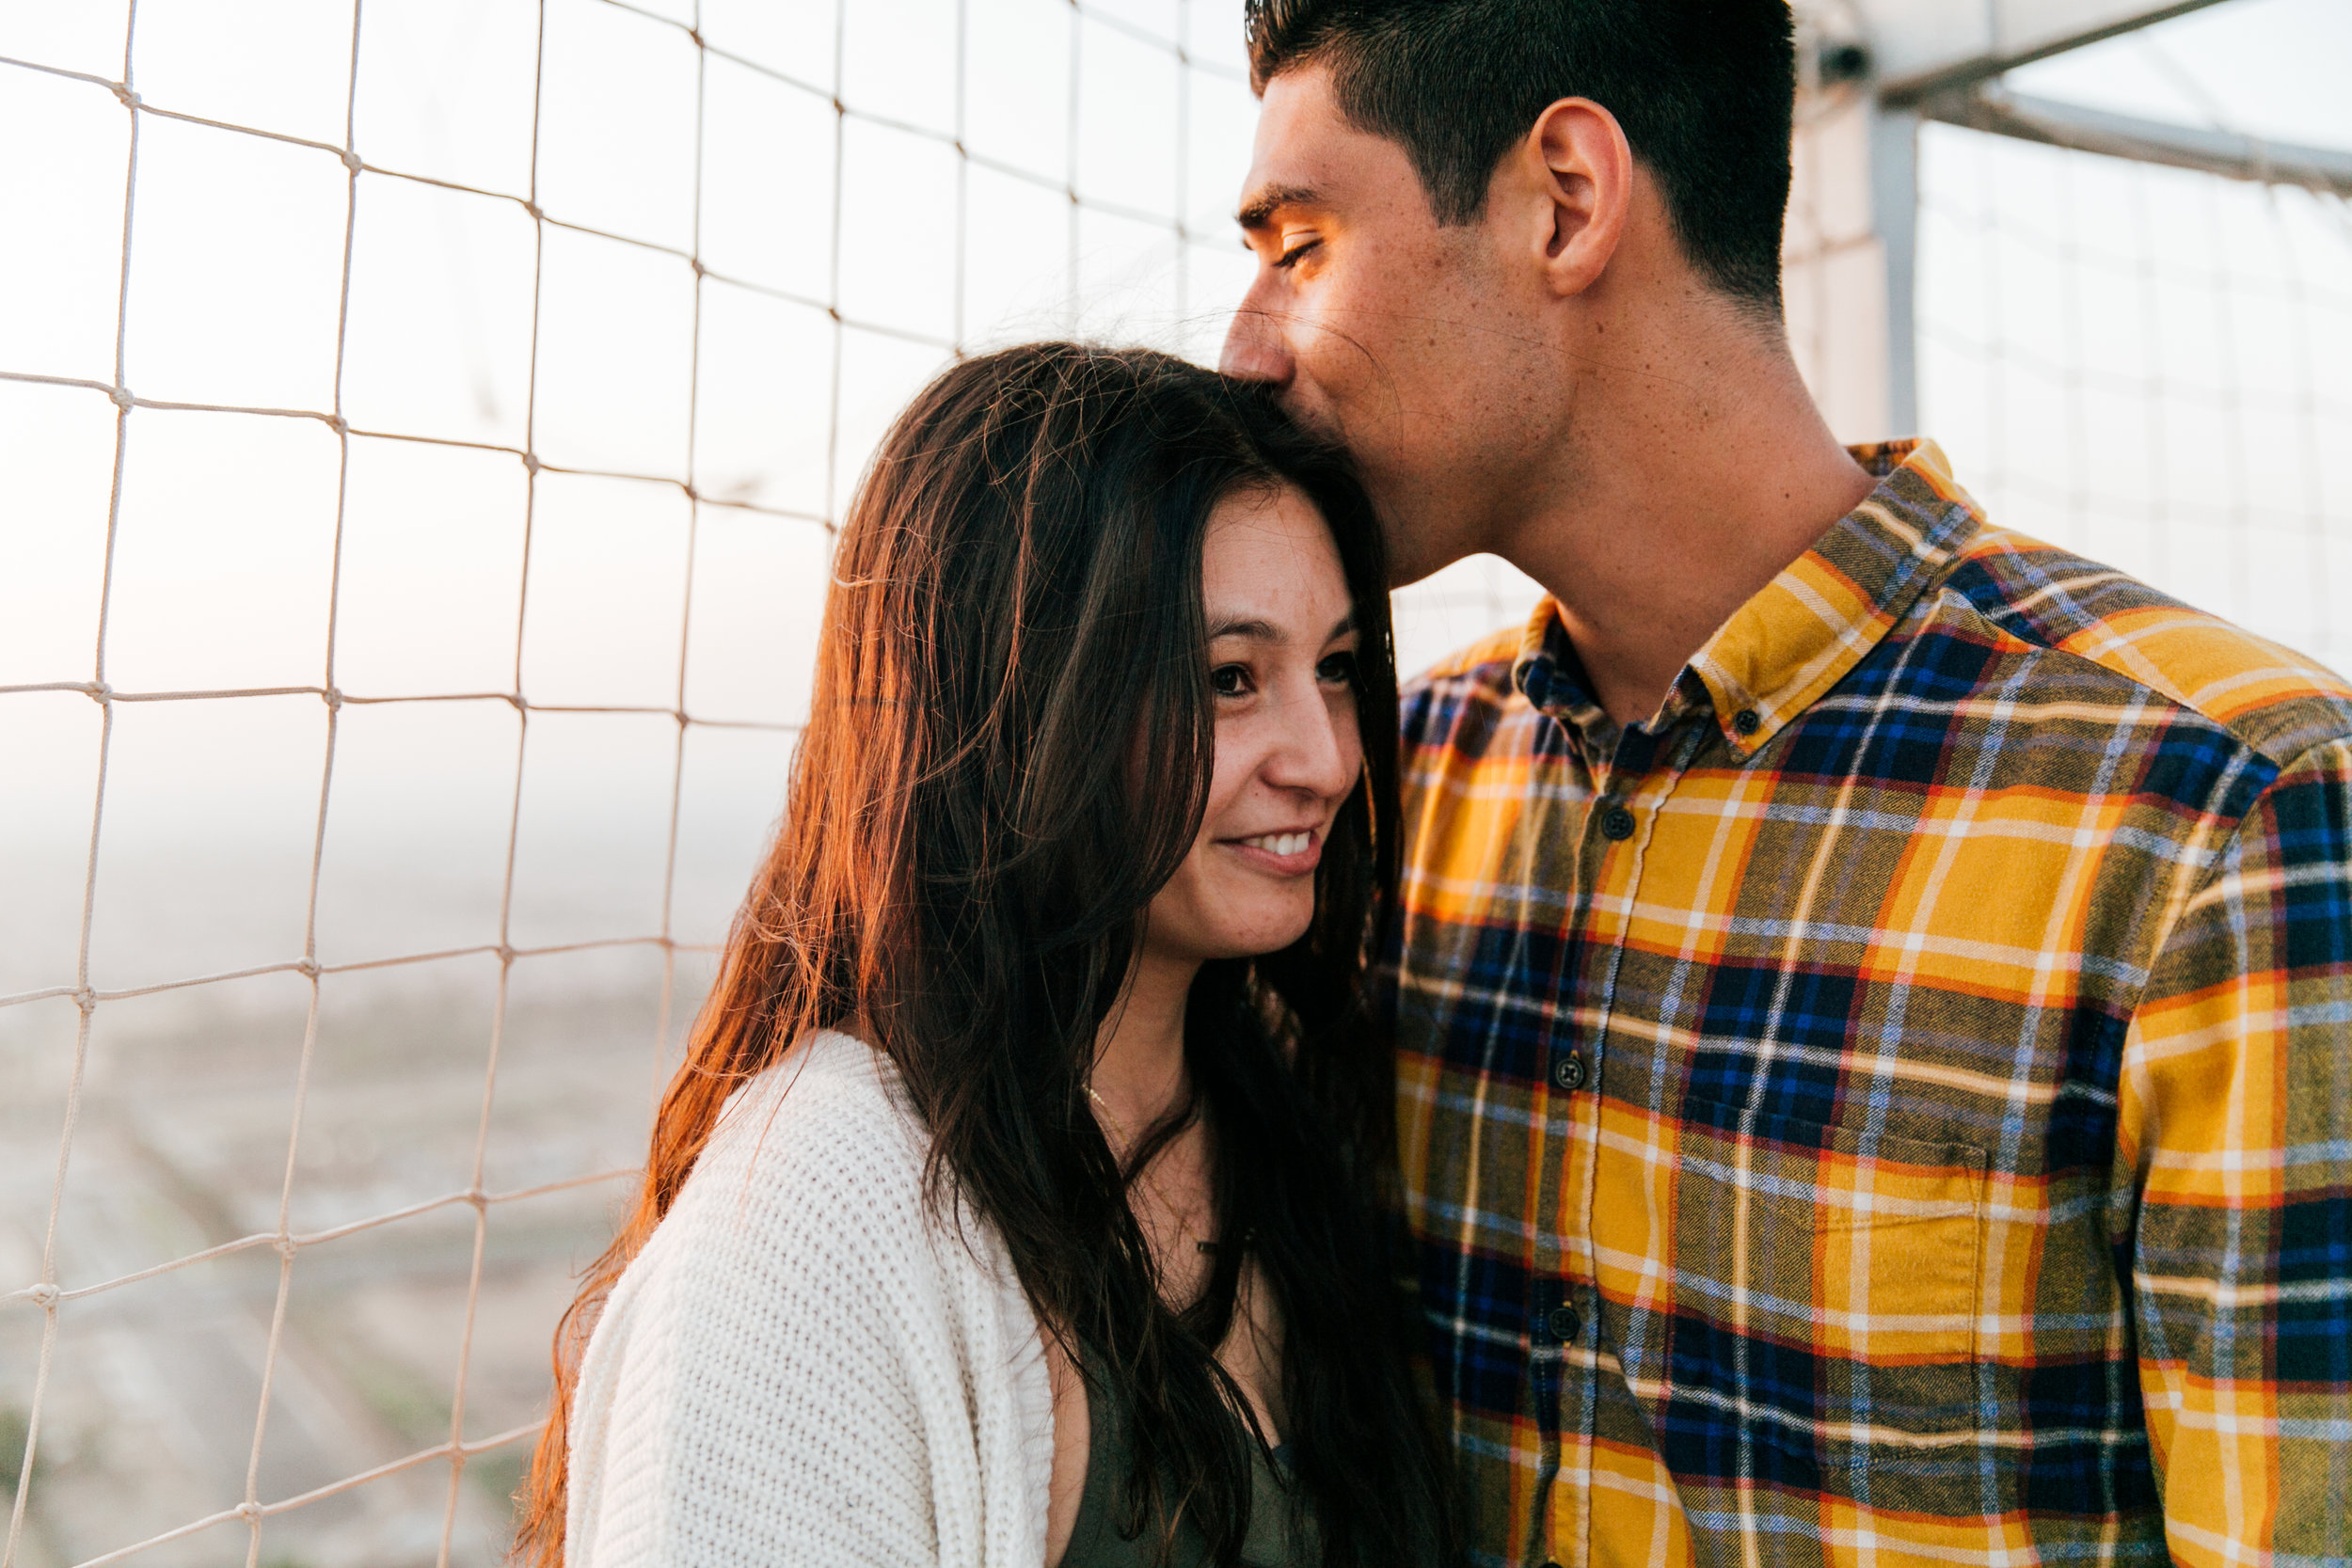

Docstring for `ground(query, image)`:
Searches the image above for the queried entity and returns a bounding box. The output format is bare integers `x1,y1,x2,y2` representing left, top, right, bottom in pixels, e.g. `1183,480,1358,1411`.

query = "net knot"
236,1500,264,1523
83,681,112,705
324,413,350,436
520,451,541,475
494,943,517,967
28,1283,59,1308
72,987,97,1015
339,147,363,175
109,83,141,110
272,1234,298,1261
321,685,344,711
109,385,134,409
465,1187,488,1211
293,957,322,979
521,199,544,222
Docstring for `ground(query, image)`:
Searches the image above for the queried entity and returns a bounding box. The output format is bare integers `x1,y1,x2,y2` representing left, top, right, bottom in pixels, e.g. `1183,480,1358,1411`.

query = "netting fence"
1,2,1257,1564
4,2,2348,1566
1917,123,2352,673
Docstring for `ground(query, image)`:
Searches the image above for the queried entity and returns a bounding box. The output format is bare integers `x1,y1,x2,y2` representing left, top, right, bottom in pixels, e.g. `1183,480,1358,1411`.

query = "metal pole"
1869,101,1921,436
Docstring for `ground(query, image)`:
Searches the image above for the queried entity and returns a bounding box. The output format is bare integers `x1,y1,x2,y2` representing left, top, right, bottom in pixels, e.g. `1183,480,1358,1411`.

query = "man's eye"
1317,651,1359,686
1210,664,1251,697
1275,239,1322,270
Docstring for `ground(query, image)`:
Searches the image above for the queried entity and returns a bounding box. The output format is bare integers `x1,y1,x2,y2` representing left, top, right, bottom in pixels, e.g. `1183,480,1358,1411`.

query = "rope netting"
0,2,1252,1563
5,2,2346,1565
1915,103,2352,671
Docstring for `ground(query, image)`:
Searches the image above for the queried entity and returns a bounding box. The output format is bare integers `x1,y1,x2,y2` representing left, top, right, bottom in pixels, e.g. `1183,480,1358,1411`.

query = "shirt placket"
1536,711,1706,1568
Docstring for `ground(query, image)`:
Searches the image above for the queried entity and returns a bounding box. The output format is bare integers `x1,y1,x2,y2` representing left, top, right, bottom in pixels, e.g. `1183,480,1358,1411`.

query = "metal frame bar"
1920,84,2352,198
1830,0,2349,443
1868,0,2232,106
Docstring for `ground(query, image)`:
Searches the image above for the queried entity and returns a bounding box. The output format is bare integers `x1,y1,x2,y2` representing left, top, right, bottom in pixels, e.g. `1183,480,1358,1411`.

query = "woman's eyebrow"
1206,612,1357,642
1208,616,1284,642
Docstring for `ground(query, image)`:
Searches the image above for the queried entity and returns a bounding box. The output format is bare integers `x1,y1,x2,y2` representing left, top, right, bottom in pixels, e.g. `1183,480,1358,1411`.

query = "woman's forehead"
1201,485,1351,634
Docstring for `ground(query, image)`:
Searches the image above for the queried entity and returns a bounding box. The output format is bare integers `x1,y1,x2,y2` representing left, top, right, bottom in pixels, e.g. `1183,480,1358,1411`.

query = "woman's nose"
1260,692,1357,800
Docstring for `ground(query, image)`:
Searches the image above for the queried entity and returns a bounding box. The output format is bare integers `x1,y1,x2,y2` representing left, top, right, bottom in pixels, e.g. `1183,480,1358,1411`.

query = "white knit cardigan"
564,1031,1057,1566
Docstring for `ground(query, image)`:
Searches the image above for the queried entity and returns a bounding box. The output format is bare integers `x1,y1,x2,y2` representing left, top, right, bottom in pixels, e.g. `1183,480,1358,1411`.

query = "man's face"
1221,66,1563,587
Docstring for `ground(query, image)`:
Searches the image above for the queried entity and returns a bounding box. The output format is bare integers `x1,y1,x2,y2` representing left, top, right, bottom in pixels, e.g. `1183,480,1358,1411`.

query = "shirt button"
1550,1052,1586,1091
1599,804,1636,841
1547,1304,1581,1341
1734,707,1761,736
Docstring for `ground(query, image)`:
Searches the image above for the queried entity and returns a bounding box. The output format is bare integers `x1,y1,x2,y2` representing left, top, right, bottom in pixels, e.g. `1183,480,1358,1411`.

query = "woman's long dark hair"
517,343,1454,1565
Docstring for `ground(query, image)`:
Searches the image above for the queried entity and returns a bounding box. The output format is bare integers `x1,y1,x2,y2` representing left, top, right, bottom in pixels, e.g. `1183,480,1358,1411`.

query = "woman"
515,344,1454,1566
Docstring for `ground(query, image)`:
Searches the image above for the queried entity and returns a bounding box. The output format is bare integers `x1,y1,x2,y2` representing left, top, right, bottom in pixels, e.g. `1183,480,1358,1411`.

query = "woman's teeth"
1242,832,1312,857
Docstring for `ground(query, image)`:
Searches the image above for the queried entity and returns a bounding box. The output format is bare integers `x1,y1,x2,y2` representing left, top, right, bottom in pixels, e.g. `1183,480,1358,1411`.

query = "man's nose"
1219,298,1294,388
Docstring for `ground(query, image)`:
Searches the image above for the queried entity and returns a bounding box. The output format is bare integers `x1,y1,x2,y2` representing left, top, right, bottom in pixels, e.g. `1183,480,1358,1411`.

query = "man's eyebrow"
1236,182,1322,231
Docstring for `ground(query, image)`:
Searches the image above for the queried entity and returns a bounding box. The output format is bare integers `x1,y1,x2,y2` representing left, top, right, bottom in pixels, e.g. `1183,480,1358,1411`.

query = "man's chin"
1385,553,1470,592
1373,495,1483,591
1272,388,1344,447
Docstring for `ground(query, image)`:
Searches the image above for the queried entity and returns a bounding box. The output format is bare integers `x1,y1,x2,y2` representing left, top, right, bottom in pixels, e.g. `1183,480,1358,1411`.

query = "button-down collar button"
1733,707,1761,736
1546,1304,1581,1341
1550,1052,1586,1092
1600,804,1636,841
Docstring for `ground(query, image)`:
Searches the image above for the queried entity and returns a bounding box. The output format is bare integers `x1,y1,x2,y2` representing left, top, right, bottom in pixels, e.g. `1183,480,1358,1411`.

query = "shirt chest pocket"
1667,1101,1989,1443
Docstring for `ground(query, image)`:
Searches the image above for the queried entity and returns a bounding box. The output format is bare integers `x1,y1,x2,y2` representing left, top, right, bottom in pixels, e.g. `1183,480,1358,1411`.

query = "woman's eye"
1210,663,1252,697
1275,239,1321,270
1316,651,1359,687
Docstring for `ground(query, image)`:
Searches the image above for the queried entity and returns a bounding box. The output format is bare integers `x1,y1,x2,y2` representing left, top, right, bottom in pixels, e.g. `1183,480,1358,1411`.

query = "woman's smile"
1222,827,1324,874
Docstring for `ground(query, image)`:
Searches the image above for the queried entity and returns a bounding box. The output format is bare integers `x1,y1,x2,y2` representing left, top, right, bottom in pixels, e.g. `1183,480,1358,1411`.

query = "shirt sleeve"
2121,735,2352,1564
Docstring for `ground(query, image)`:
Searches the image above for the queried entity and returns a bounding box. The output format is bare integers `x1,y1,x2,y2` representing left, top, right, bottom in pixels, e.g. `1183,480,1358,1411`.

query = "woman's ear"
1517,96,1632,298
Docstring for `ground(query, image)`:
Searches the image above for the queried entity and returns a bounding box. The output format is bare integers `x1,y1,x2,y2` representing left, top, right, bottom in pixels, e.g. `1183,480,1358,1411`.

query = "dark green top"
1059,1358,1320,1568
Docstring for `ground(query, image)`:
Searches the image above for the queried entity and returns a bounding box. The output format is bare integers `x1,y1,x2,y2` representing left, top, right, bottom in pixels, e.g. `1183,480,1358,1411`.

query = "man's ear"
1518,97,1631,298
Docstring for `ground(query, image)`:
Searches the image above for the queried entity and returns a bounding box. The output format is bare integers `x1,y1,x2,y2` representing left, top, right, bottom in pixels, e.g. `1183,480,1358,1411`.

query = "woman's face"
1140,483,1364,969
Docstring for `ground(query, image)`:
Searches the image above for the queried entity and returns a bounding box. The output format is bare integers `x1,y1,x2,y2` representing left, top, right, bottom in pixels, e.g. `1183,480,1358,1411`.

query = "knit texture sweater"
564,1031,1057,1565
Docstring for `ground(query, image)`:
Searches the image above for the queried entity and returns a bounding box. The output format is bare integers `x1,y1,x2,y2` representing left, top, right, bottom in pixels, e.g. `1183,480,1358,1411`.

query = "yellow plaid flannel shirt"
1390,441,2352,1566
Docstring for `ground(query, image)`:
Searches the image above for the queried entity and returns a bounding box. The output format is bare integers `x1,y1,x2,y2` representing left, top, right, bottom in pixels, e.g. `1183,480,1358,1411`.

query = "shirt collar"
1512,440,1985,759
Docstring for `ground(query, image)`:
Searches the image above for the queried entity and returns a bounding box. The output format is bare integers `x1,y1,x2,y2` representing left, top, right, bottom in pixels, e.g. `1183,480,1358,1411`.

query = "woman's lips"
1223,828,1323,875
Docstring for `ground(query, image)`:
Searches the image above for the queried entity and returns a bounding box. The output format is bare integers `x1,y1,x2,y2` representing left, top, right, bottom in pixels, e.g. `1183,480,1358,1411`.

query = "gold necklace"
1087,1084,1218,1259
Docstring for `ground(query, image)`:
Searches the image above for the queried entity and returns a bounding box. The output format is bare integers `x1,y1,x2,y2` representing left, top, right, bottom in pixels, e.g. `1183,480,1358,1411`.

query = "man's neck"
1499,310,1877,730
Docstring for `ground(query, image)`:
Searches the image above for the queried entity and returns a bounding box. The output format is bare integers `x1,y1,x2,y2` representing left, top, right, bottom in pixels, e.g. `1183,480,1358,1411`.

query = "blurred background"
0,0,2345,1562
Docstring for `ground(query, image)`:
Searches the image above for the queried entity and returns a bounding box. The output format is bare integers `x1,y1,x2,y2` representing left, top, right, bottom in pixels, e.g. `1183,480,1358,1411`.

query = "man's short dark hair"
1245,0,1797,316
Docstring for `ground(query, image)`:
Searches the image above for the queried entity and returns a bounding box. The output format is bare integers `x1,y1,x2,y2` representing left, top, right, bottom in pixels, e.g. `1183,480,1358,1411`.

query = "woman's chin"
1217,911,1321,961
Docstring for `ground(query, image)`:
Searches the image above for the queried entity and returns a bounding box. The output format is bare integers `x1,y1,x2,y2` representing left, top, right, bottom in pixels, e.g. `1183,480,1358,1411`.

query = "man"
1219,3,2352,1565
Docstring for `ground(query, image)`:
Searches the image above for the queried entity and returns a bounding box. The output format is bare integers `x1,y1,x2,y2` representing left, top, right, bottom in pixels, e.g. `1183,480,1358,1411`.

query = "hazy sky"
0,0,2345,999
